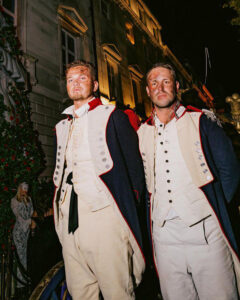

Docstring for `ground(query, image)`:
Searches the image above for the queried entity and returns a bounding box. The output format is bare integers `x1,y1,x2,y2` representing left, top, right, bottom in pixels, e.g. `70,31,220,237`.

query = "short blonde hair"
65,60,96,81
146,62,177,83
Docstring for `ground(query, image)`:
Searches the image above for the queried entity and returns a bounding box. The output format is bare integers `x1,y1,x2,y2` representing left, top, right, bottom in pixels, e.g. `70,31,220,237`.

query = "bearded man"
53,60,145,300
138,62,240,300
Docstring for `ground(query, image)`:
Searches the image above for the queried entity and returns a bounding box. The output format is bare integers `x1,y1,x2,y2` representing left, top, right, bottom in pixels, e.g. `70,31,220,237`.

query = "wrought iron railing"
0,232,31,300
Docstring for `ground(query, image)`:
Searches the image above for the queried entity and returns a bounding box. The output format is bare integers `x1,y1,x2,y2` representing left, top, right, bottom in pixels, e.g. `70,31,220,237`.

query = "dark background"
145,0,240,107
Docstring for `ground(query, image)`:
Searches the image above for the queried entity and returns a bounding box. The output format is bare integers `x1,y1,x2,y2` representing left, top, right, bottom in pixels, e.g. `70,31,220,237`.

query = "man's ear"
176,81,180,93
146,86,150,97
93,81,99,92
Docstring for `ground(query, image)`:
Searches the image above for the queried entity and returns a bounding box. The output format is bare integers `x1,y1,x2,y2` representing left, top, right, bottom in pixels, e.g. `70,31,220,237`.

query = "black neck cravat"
66,172,78,234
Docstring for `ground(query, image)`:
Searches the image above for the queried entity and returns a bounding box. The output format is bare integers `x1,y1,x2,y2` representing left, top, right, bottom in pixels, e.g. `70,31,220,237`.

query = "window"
128,65,144,106
142,37,148,59
58,5,89,76
132,79,139,104
139,6,146,25
125,22,135,45
153,27,159,41
61,29,76,73
58,5,88,35
0,0,17,25
101,0,110,19
102,44,122,103
107,61,118,101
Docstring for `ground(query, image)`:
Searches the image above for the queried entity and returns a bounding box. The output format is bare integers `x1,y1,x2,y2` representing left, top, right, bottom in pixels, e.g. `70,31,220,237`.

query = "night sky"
145,0,240,106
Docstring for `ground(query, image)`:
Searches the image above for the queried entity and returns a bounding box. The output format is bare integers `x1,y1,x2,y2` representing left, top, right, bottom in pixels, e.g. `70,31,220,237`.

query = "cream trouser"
153,216,238,300
61,200,134,300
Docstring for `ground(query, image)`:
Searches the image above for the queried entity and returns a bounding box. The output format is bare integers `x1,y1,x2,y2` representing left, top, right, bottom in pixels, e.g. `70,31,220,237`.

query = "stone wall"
17,0,95,176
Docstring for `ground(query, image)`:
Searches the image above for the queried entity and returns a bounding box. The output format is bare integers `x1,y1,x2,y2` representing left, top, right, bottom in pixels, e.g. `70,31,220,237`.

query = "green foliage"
0,88,45,250
223,0,240,26
0,14,21,56
0,12,45,251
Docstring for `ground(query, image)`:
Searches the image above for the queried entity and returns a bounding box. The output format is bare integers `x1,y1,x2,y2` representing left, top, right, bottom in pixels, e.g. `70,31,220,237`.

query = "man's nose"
157,82,164,91
73,80,79,86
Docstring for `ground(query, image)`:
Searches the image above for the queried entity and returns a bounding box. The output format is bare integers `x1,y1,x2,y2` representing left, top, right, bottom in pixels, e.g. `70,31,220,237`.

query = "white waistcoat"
138,110,214,226
66,115,112,211
153,116,212,226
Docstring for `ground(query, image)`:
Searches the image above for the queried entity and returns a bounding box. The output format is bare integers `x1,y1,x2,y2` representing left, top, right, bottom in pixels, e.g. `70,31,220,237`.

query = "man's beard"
155,96,177,109
72,91,93,101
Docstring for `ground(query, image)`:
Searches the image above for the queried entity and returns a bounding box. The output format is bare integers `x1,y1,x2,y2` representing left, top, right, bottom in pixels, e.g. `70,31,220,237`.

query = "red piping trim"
144,115,154,126
134,189,139,201
176,106,187,121
88,98,103,111
186,105,202,112
200,188,240,262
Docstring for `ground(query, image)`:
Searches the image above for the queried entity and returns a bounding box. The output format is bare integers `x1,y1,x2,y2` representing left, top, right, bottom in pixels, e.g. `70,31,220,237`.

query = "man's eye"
164,80,170,84
67,79,73,83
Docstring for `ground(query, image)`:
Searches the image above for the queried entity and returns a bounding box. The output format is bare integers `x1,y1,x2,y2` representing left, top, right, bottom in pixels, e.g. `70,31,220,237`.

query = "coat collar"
61,98,103,119
145,102,187,126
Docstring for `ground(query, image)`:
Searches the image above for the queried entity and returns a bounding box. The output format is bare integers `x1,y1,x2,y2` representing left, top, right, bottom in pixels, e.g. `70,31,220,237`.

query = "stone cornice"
113,0,163,49
110,0,209,102
128,64,144,79
113,0,193,85
57,5,88,35
102,44,122,63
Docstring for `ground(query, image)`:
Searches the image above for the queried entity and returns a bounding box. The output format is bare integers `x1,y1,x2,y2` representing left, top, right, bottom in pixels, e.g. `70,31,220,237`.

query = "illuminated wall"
15,0,207,175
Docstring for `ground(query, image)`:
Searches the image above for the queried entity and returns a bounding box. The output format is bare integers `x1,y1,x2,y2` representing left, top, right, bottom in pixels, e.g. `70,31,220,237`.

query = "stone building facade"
1,0,213,176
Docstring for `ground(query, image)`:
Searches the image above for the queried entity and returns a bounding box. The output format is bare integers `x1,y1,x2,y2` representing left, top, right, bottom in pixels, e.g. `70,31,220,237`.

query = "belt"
66,172,78,234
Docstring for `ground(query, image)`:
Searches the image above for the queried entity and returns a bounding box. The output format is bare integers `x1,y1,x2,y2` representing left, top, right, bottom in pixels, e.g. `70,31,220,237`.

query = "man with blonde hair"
138,62,240,299
53,60,145,299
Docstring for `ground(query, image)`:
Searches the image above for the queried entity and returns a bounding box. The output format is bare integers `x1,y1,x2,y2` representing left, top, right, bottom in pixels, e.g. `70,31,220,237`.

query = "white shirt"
65,104,112,211
61,96,95,118
153,107,209,226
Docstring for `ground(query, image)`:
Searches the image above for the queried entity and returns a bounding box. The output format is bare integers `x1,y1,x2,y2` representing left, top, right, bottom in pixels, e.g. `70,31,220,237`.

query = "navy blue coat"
56,106,146,254
200,114,240,255
102,109,146,250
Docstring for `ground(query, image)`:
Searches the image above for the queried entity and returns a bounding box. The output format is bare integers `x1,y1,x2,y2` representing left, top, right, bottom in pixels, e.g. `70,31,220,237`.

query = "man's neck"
155,103,177,125
73,96,95,110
